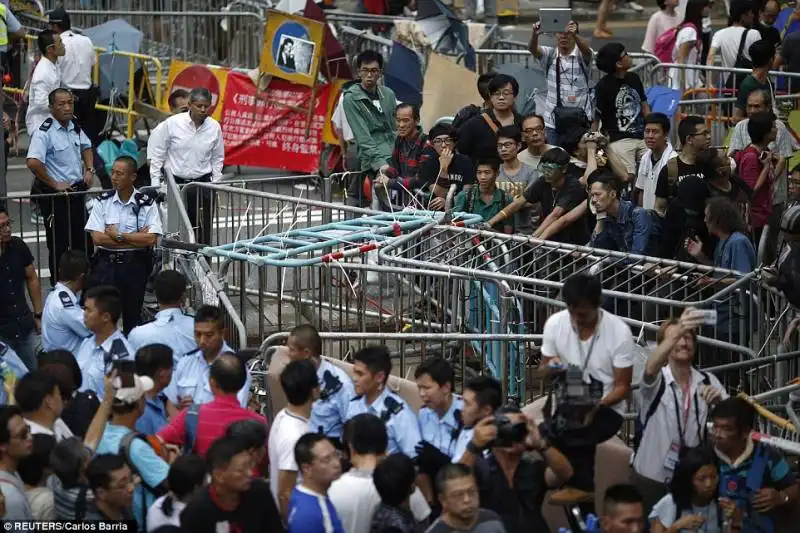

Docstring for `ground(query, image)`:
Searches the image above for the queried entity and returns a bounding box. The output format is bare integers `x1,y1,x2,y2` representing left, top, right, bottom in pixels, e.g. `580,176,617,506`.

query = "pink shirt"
735,146,773,229
642,10,681,53
158,395,268,458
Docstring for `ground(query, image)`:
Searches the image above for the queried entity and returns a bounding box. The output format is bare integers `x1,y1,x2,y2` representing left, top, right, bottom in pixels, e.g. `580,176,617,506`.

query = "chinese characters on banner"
221,71,332,172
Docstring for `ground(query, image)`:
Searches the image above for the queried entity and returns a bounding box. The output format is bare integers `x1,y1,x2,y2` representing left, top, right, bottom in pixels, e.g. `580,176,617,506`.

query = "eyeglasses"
491,90,514,98
537,163,564,178
11,425,30,441
497,141,517,150
523,127,544,135
0,219,12,230
432,137,453,146
109,473,139,492
359,68,381,76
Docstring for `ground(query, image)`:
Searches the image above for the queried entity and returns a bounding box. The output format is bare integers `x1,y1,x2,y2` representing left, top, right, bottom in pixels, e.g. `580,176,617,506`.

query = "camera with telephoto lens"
493,410,529,447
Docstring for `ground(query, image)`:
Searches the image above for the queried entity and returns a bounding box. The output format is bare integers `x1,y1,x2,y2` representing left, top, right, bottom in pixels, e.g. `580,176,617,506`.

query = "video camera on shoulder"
547,363,604,433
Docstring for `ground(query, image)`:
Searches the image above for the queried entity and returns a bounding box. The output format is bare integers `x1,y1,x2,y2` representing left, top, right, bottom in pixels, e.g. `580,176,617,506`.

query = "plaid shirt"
536,45,594,129
385,129,430,189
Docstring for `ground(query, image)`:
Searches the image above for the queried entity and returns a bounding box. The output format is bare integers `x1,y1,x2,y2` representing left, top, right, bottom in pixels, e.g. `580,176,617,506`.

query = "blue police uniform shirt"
346,387,421,458
310,359,355,440
451,427,475,463
26,117,92,185
135,392,169,435
75,330,135,400
85,188,163,245
41,282,91,353
418,394,466,459
165,343,251,408
96,423,169,529
128,308,197,361
0,342,29,405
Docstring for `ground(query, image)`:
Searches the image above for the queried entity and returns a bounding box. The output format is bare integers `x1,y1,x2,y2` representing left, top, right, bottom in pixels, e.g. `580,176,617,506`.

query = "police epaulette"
99,190,115,200
135,192,155,207
59,291,74,308
39,118,53,132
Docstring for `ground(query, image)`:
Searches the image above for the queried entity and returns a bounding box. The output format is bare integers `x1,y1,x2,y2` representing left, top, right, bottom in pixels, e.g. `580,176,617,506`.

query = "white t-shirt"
642,10,681,53
268,408,310,502
635,144,676,210
26,419,74,442
710,26,761,69
328,468,431,533
670,26,701,90
649,493,722,533
331,95,354,143
541,309,634,414
146,495,186,532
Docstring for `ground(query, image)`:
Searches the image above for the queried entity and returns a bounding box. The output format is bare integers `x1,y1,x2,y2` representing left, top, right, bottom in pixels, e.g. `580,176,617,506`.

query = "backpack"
119,432,168,530
725,29,755,95
632,368,711,453
452,104,482,131
654,23,699,64
183,403,201,455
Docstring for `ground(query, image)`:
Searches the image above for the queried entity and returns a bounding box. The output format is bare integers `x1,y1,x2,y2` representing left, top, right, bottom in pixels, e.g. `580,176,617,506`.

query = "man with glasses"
457,74,522,164
342,50,397,210
0,207,44,371
85,454,135,522
0,405,34,519
288,433,345,533
147,87,224,245
417,123,473,210
517,114,554,170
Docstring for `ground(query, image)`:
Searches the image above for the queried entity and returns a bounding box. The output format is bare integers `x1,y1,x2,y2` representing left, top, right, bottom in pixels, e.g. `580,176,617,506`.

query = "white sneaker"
626,1,645,11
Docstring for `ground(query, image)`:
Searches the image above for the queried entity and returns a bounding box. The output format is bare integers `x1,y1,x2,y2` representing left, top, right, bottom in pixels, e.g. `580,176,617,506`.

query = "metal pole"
0,90,7,198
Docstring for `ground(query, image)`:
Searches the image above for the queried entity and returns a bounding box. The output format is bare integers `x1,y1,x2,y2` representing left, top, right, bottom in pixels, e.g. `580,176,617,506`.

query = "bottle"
585,513,599,532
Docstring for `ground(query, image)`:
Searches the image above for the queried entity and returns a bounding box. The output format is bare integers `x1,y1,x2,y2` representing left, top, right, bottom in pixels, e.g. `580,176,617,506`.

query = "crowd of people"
0,269,794,533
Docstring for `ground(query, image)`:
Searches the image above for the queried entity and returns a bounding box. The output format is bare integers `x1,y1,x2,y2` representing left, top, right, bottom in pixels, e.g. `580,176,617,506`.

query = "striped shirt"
157,394,268,457
535,45,594,129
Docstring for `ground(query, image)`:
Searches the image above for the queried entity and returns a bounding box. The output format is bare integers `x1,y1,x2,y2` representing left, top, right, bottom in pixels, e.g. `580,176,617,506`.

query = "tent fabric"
385,41,422,107
83,19,143,100
414,0,475,71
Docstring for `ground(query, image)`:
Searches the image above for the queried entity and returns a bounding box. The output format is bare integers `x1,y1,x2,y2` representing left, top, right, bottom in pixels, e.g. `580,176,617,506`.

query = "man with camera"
458,406,573,533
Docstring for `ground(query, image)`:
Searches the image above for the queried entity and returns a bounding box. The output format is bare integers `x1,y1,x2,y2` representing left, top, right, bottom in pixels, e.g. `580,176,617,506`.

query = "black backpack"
452,104,482,131
725,29,756,94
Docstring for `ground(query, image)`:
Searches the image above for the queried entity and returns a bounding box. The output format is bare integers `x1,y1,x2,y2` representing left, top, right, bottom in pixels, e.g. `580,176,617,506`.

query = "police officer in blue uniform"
26,88,94,284
414,357,466,481
165,305,251,409
286,324,354,444
345,346,421,458
41,250,91,353
0,341,30,405
128,270,196,360
451,376,502,463
74,285,134,399
85,155,162,334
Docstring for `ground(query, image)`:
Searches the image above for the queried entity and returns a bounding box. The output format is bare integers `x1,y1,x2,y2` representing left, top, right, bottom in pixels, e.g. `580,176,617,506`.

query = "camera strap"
576,310,602,373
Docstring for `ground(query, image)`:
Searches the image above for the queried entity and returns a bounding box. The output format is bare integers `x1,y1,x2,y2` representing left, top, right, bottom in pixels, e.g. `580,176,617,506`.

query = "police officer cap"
48,7,70,24
781,205,800,234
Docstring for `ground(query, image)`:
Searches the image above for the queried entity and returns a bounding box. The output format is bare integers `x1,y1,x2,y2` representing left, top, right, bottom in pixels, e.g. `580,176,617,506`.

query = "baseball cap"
48,7,70,25
113,374,154,405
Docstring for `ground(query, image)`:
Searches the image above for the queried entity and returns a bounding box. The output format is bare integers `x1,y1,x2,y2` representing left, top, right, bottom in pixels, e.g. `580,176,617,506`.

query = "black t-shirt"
0,236,35,340
456,110,523,163
756,21,782,51
524,171,589,244
418,148,475,193
473,454,549,533
593,73,646,142
61,391,101,439
658,161,711,259
180,479,284,533
655,157,704,202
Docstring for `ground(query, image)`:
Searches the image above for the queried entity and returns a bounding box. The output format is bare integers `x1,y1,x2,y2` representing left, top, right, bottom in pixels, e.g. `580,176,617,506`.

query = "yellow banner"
163,60,230,122
322,78,348,146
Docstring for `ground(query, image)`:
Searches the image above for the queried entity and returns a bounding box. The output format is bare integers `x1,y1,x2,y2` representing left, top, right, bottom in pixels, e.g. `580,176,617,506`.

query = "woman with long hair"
649,446,730,533
669,0,712,90
146,455,206,532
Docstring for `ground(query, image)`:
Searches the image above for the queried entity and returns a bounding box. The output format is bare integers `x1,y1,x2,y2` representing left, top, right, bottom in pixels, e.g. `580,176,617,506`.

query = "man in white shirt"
329,413,430,533
631,308,726,513
49,8,98,144
706,0,760,84
635,112,676,212
25,30,64,135
16,372,74,442
539,273,634,415
147,87,224,245
268,359,317,520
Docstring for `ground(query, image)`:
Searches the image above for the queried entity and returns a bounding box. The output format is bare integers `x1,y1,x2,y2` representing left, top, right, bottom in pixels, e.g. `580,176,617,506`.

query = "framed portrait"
261,10,325,88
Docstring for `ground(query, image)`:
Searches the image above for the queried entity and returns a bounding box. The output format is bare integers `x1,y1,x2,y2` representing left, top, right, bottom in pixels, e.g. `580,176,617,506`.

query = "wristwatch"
86,167,96,175
33,312,42,319
115,233,125,243
466,441,483,455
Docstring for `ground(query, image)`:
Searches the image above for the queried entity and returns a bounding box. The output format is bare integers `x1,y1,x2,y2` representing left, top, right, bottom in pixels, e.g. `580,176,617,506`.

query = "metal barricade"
61,9,265,68
337,25,394,64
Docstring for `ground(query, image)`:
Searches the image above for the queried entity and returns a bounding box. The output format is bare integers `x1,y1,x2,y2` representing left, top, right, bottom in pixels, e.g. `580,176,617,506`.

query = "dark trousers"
91,249,151,334
71,87,100,146
34,183,91,285
175,174,214,245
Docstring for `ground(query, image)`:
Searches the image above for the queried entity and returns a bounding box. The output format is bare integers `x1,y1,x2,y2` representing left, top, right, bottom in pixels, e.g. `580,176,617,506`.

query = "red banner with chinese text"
221,72,331,172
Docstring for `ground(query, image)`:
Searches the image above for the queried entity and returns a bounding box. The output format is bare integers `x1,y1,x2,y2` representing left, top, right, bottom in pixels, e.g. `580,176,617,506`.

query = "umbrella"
385,41,422,107
303,0,353,80
494,63,547,116
82,19,143,100
416,0,475,71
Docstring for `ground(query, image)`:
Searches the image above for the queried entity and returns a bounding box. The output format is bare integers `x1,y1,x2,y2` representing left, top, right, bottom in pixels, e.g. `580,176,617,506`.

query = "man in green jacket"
342,50,397,210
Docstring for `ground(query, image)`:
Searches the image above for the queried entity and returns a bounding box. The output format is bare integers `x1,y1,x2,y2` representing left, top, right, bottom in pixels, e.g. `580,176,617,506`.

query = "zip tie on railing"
392,222,402,237
321,242,379,263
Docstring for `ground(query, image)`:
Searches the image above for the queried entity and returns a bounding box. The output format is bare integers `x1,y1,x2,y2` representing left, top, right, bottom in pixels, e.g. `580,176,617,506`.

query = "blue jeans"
5,329,39,371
